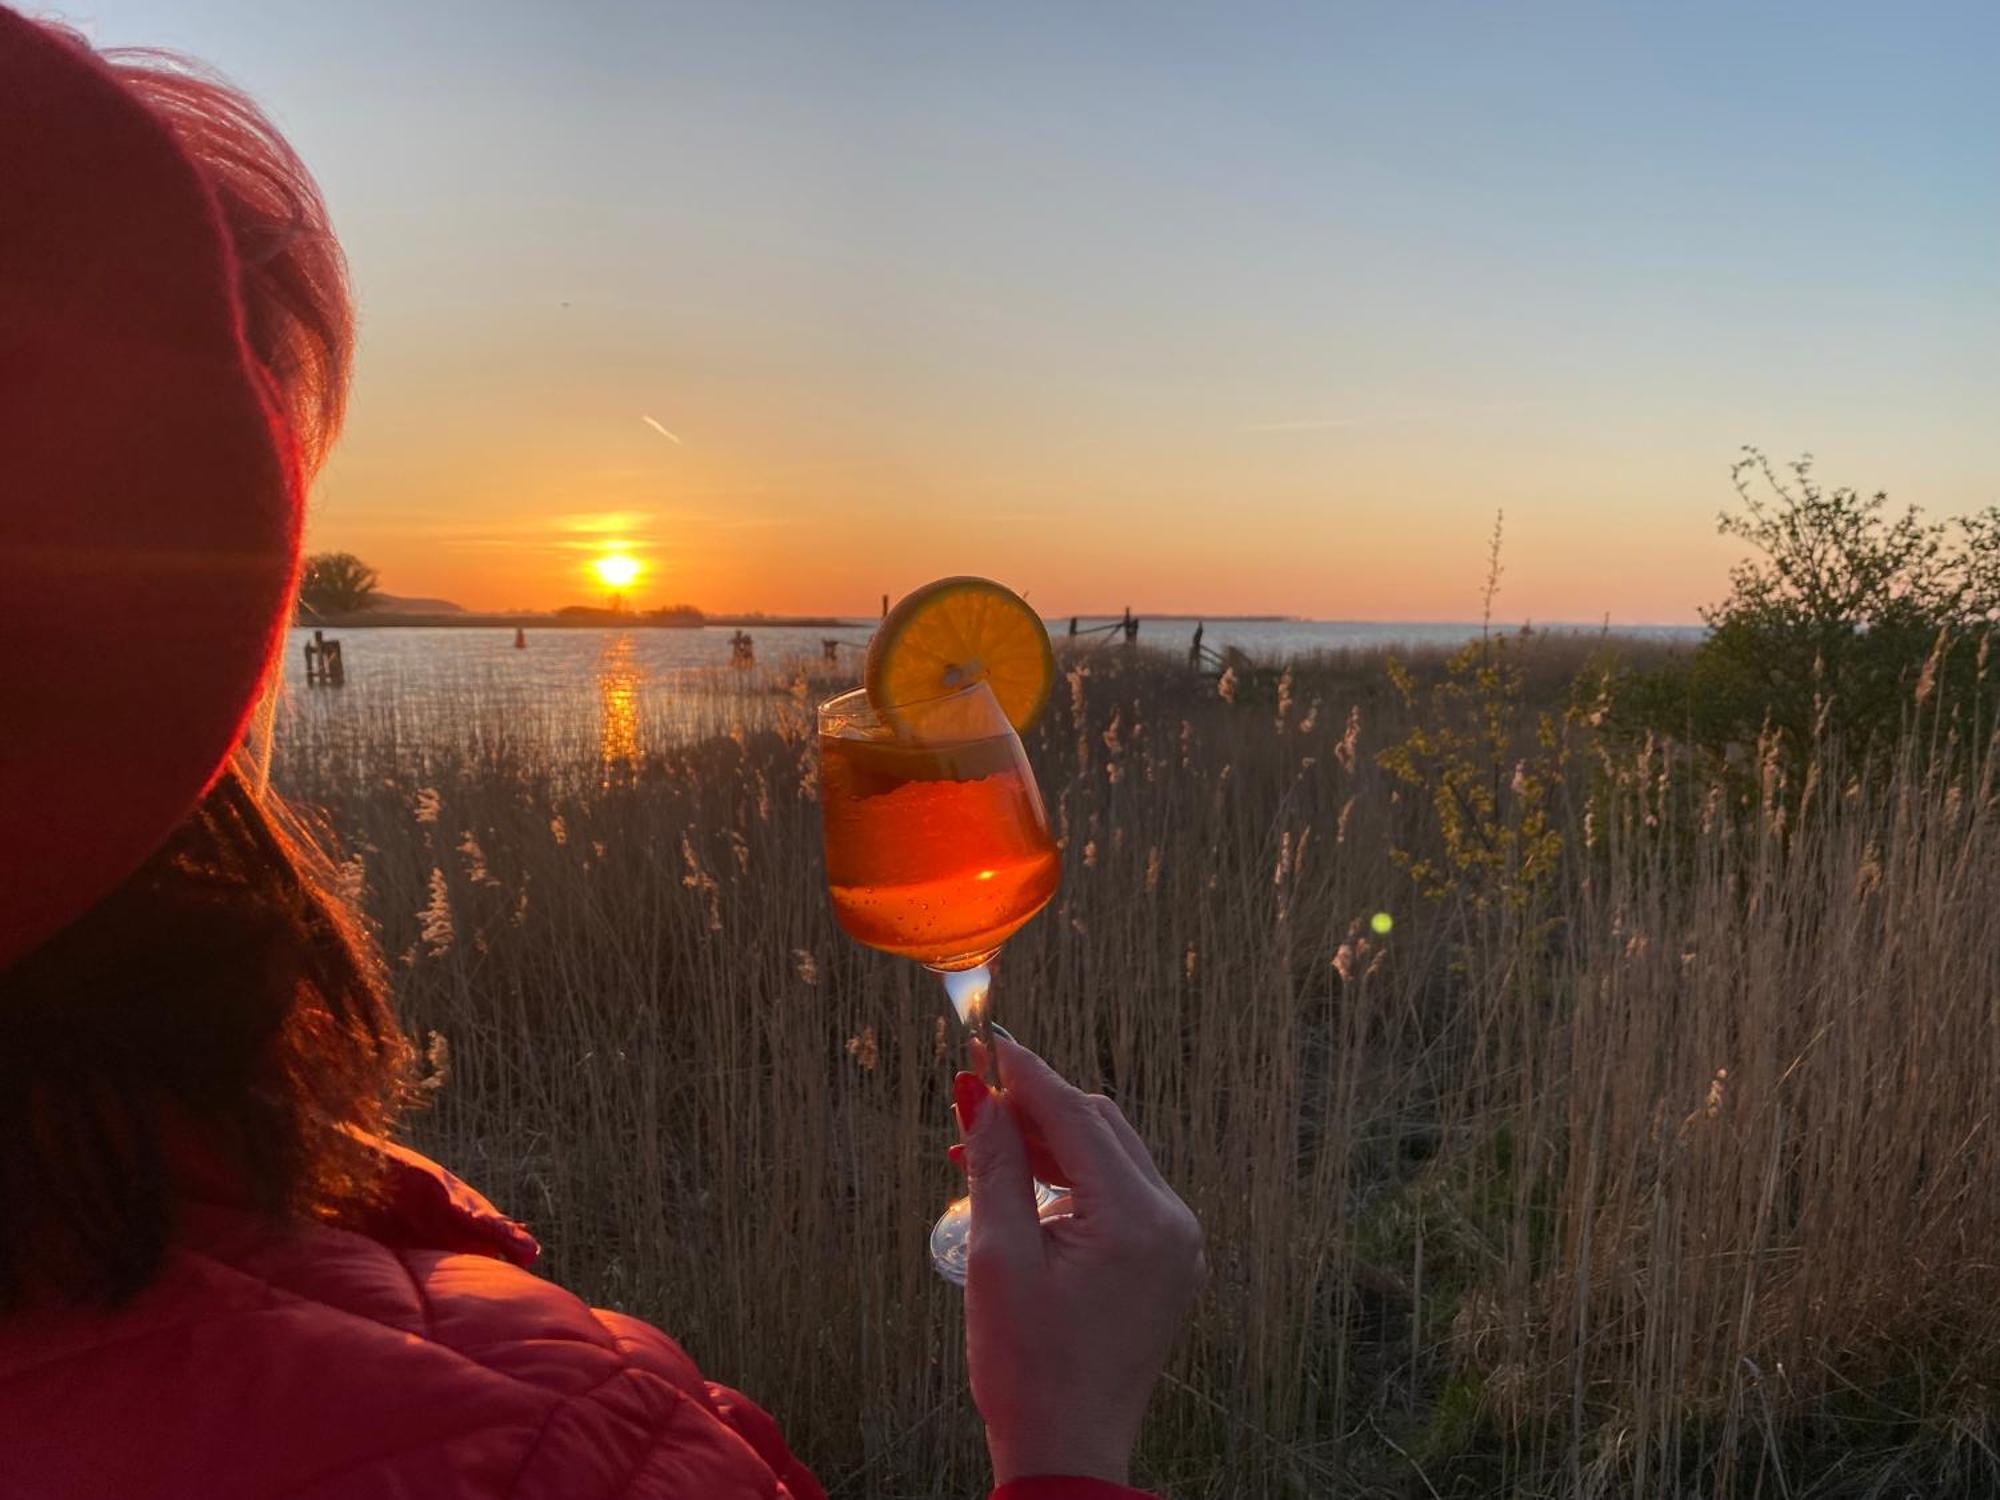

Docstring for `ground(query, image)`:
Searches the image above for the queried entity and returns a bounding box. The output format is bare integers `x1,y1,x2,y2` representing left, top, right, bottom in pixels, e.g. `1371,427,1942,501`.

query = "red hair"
98,44,353,473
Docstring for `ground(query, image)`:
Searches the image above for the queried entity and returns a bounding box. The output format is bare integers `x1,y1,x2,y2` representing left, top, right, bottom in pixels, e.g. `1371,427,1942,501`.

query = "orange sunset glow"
118,1,1989,626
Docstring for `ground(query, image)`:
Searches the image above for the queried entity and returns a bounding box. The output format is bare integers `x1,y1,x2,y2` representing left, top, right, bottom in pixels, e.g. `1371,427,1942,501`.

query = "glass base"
930,1181,1073,1286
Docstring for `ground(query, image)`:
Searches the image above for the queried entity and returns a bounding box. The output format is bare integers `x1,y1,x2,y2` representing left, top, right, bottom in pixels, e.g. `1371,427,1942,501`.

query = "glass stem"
938,963,999,1087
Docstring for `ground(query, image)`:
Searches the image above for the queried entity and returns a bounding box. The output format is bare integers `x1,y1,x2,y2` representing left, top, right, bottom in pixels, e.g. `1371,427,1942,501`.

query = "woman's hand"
954,1034,1205,1487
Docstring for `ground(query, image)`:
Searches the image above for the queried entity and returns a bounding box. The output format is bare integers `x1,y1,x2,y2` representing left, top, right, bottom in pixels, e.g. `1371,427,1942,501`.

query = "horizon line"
329,601,1707,631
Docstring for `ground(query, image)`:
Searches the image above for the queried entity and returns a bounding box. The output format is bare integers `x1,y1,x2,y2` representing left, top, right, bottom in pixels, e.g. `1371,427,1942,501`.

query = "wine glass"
818,677,1066,1282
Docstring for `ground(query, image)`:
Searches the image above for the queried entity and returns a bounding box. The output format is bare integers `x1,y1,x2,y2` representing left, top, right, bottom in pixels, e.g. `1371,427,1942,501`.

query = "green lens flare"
1370,911,1394,936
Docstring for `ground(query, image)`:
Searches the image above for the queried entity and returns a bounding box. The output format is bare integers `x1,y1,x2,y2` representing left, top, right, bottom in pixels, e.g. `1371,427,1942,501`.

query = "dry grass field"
272,632,2000,1498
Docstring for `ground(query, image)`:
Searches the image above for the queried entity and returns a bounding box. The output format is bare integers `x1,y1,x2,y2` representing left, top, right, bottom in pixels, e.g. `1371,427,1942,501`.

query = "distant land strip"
299,610,863,630
295,609,1306,630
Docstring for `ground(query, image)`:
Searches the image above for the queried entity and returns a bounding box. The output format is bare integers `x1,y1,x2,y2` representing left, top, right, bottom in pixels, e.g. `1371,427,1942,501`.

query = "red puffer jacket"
0,1138,1148,1500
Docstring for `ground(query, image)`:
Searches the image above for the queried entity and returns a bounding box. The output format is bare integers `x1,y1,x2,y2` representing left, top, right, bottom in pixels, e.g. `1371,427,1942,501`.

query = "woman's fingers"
956,1071,1042,1266
971,1035,1169,1201
1089,1095,1173,1196
990,1035,1149,1210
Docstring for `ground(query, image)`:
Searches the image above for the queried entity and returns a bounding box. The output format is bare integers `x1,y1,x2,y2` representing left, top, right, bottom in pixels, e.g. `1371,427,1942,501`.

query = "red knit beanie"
0,8,302,970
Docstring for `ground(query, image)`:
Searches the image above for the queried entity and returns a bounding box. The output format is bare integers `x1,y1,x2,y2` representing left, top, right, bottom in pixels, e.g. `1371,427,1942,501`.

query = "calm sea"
275,618,1701,770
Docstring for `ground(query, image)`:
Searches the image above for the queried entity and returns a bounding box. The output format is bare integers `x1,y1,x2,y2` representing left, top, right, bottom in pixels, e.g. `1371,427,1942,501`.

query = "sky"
67,0,2000,621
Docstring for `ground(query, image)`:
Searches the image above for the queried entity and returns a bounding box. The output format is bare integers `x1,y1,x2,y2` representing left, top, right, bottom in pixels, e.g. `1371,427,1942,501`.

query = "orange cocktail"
820,716,1059,969
818,577,1065,1285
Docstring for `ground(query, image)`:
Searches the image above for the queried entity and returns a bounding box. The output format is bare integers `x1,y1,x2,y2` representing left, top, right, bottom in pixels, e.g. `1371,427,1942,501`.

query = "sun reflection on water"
597,633,642,767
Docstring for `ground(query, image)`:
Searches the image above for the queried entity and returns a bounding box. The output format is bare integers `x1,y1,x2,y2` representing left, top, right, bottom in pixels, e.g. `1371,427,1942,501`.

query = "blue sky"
62,0,2000,617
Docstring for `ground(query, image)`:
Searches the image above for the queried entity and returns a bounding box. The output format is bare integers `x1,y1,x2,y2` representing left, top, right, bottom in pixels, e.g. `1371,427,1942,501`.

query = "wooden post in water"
305,628,345,686
1121,606,1138,645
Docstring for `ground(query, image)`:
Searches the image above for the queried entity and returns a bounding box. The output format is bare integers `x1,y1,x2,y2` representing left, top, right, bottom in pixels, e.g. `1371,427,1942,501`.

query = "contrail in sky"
641,415,683,445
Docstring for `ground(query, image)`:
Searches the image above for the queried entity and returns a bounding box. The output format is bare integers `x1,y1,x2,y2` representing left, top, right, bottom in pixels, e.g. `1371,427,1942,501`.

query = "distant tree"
299,552,380,615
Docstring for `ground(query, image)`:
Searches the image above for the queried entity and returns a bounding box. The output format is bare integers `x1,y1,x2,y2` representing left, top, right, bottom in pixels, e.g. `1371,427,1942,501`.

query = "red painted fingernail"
947,1142,967,1172
953,1071,988,1135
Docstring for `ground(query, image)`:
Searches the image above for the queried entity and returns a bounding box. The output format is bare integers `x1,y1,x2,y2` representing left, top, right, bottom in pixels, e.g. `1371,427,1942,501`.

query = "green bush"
1620,449,1997,759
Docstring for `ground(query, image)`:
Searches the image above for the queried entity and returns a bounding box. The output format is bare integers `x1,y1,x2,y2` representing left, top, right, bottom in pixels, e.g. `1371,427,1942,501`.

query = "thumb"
957,1072,1041,1264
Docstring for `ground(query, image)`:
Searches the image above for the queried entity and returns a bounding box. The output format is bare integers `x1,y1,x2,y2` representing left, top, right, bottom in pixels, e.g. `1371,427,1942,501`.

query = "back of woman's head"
0,28,404,1307
100,41,352,474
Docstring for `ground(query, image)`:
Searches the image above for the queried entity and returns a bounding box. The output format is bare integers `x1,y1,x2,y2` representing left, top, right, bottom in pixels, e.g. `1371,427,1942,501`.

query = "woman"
0,12,1204,1499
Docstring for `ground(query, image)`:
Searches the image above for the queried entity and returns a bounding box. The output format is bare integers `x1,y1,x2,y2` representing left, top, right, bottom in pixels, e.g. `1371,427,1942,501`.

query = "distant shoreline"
295,611,1305,629
293,612,1705,633
297,612,865,630
289,612,1304,632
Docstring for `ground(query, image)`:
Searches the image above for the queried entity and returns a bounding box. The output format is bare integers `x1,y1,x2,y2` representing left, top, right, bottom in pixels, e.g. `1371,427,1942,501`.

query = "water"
1053,616,1702,658
283,623,857,707
276,619,1702,774
283,617,1701,691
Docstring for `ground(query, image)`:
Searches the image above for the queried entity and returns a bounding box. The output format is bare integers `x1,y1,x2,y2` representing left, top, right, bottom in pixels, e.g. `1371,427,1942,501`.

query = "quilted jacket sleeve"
702,1380,828,1500
584,1306,827,1500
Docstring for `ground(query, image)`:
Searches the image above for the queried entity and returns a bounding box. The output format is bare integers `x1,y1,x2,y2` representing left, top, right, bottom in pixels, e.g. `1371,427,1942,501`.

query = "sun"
592,553,642,590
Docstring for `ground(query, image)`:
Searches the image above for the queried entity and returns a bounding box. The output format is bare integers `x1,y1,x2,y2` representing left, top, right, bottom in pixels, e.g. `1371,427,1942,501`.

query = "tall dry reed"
271,633,2000,1497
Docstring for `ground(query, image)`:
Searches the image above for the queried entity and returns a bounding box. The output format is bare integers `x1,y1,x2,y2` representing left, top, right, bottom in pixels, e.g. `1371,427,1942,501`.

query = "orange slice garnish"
865,576,1054,735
